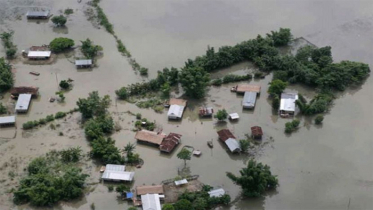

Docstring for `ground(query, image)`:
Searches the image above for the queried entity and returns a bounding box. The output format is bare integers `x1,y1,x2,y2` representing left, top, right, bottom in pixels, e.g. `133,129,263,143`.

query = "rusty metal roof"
169,98,187,106
159,133,182,153
251,126,263,136
217,129,236,142
135,130,166,145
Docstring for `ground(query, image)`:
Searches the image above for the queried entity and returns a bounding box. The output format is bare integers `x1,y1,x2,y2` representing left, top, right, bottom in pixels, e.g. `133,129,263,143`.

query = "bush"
49,37,74,53
174,199,193,210
51,15,67,26
272,95,280,110
239,139,250,153
55,112,66,119
59,80,70,89
285,119,300,133
6,48,16,58
136,113,142,119
162,204,175,210
23,121,35,129
64,8,74,15
0,58,13,92
0,103,7,114
81,39,102,58
91,137,124,164
115,87,128,99
140,67,148,75
214,109,228,121
315,115,324,124
45,114,55,122
254,72,263,78
39,118,46,125
211,78,222,86
268,79,288,96
108,185,114,192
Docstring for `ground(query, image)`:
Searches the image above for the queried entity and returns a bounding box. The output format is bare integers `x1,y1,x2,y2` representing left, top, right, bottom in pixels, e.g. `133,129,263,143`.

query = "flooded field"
0,0,373,209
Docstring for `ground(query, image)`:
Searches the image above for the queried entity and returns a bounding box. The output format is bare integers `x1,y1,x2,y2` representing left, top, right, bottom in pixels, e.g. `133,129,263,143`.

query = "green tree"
239,139,250,153
177,148,191,166
268,79,287,96
76,91,111,119
0,58,13,92
51,15,67,26
59,147,82,162
193,197,208,210
272,95,280,110
161,82,171,97
124,143,136,156
179,66,210,98
214,109,228,121
55,91,65,102
49,37,74,53
0,102,7,114
81,39,102,58
174,199,193,210
115,87,128,99
227,159,278,197
266,28,292,46
162,204,175,210
6,48,16,58
91,137,125,164
128,207,137,210
315,115,324,124
59,80,70,89
116,184,130,196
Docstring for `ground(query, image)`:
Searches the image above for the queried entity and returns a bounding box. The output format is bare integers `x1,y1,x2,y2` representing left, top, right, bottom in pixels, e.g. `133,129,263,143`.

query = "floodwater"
0,0,373,209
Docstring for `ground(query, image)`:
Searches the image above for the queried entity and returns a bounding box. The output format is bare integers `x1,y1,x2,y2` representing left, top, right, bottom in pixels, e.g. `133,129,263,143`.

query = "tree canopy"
76,91,111,119
50,37,74,53
51,15,67,26
177,148,191,166
81,39,102,58
179,66,210,98
214,109,228,121
268,79,288,96
0,58,13,92
227,159,278,197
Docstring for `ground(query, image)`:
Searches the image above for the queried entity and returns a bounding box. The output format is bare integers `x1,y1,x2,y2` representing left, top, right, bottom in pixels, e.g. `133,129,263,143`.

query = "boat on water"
29,71,40,76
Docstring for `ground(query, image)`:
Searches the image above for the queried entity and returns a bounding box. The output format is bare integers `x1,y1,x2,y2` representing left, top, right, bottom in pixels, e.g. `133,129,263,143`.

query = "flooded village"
1,0,373,210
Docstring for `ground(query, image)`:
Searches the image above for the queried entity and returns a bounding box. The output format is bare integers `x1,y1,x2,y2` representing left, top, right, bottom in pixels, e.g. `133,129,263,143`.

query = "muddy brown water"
0,0,373,209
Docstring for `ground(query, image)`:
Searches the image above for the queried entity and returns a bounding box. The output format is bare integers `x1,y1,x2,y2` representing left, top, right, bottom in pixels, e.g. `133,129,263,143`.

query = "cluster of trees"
13,150,88,206
227,159,278,197
169,185,230,210
284,119,300,133
134,118,155,131
22,109,77,129
180,66,210,98
50,37,74,53
0,58,13,92
295,93,333,115
116,67,179,98
210,74,252,86
136,98,164,113
51,15,67,27
123,143,141,164
0,31,17,58
77,91,126,164
64,8,74,15
81,39,102,59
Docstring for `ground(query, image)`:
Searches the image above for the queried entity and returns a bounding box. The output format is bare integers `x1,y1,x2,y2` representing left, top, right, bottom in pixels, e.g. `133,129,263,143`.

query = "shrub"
45,114,55,122
285,119,300,133
23,121,35,129
108,185,114,192
81,39,102,58
39,118,46,125
6,48,16,58
214,109,228,121
254,72,263,78
49,37,74,53
272,95,280,110
315,115,324,124
136,113,142,119
239,139,250,153
268,79,288,96
211,78,222,86
59,80,70,89
55,112,66,119
0,103,7,114
64,8,74,15
115,87,128,99
162,204,175,210
140,67,148,75
0,58,13,92
51,15,67,26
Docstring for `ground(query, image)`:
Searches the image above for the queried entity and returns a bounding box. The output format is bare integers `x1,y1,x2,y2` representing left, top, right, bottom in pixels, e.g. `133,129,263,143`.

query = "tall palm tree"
123,143,136,157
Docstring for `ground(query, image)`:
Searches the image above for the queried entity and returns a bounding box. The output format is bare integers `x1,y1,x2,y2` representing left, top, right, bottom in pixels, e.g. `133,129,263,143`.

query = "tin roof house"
27,51,51,59
217,129,241,153
159,133,182,153
167,98,187,120
0,116,15,126
279,93,298,117
101,164,135,182
26,11,50,19
232,84,261,94
141,194,164,210
15,94,32,113
75,59,92,68
242,91,257,109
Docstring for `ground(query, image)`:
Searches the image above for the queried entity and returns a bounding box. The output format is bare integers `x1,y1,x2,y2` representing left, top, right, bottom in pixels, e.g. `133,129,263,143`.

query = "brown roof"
169,98,187,106
135,130,166,145
217,129,236,142
251,126,263,136
199,107,213,116
136,185,164,195
10,86,39,97
236,84,261,93
160,133,182,153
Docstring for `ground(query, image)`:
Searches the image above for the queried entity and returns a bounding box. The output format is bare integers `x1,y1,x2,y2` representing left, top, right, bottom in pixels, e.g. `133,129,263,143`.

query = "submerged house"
159,133,182,153
229,113,239,120
279,93,298,117
10,86,39,98
251,126,263,139
167,98,187,120
141,194,164,210
27,51,51,60
0,116,16,126
217,129,241,153
101,164,135,182
75,59,92,68
15,94,32,113
208,188,226,198
135,130,166,146
199,107,214,117
26,11,50,19
233,84,261,94
242,91,257,109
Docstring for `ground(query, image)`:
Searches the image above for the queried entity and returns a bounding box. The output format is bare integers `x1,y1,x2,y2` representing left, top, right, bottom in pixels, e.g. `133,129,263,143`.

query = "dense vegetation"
0,31,17,58
0,58,13,92
80,39,102,59
227,159,278,197
214,109,228,121
210,74,252,86
49,38,74,53
284,119,300,133
64,8,74,15
22,109,78,129
174,185,231,210
180,66,210,98
0,102,7,115
51,15,67,26
13,149,88,206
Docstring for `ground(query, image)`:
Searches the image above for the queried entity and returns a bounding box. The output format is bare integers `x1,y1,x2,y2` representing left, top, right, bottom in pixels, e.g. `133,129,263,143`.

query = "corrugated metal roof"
105,164,125,172
136,185,164,195
217,129,236,142
280,93,298,112
167,105,184,119
26,11,50,17
174,179,188,186
159,133,182,153
141,194,162,210
242,91,257,108
75,59,92,66
101,171,134,181
28,51,51,57
15,94,32,112
0,116,15,125
135,130,166,145
208,188,226,197
225,138,241,153
229,113,239,119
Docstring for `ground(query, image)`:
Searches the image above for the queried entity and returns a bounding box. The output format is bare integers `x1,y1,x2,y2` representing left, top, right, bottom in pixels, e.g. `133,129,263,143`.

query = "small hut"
75,59,93,68
26,11,50,19
199,107,213,117
251,126,263,139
